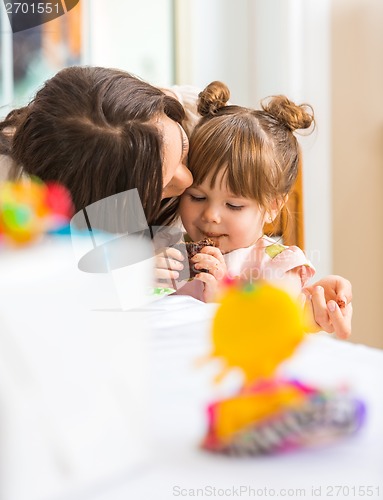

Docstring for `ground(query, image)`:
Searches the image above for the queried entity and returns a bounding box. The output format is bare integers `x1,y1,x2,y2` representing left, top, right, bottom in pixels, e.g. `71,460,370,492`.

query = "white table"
106,296,383,500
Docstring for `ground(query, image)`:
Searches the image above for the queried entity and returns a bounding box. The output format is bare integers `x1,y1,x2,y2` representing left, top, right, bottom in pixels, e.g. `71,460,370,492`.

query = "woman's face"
157,115,193,199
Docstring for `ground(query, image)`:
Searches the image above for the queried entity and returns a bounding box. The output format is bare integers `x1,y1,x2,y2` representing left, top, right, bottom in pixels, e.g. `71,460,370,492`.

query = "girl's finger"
193,256,226,280
192,256,218,269
327,301,352,339
298,292,307,309
191,255,216,271
207,262,226,281
199,246,226,265
303,295,323,333
194,272,215,285
191,253,224,268
154,267,179,281
335,293,348,310
333,276,352,304
156,247,185,262
310,286,334,333
156,256,184,271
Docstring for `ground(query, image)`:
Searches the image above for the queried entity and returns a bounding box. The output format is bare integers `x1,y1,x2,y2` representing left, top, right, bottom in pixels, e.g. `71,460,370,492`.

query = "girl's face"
179,171,270,254
158,115,193,199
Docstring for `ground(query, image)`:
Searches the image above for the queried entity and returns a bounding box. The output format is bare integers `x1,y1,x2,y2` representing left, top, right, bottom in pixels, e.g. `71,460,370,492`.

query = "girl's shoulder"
254,235,290,258
261,237,316,286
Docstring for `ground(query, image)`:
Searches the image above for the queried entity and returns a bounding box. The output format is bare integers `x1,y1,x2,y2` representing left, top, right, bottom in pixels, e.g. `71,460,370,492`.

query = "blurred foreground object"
69,189,185,309
0,235,152,500
202,280,365,455
0,179,73,245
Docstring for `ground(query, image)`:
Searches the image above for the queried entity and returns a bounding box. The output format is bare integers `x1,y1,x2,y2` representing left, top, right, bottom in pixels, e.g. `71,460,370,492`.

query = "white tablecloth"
104,295,383,500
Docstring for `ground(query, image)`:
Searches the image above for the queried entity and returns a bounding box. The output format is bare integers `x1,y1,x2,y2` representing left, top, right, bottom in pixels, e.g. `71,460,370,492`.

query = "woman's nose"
162,164,193,199
175,163,193,191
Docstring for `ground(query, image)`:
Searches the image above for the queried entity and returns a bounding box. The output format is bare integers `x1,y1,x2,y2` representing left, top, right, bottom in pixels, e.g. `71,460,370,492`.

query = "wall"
175,0,252,104
87,0,174,86
331,0,383,348
175,0,332,281
251,0,333,281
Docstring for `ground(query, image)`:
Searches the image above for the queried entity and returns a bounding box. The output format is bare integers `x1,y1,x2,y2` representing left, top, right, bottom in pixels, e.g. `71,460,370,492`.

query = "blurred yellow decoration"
213,382,306,441
211,281,305,383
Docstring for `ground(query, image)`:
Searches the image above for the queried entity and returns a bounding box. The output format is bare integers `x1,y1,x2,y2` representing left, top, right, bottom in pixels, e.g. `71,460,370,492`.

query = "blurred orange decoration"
0,179,74,245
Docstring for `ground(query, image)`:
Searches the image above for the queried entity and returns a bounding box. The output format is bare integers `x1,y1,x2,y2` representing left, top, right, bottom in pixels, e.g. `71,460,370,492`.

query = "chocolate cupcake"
176,237,215,280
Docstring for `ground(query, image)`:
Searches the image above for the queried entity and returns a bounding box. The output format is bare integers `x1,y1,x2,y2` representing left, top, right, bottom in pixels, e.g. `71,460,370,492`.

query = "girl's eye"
227,203,243,211
189,194,205,202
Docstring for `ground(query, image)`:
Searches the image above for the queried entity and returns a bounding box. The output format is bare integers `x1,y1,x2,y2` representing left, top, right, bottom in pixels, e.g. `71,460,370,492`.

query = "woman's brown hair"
188,81,314,214
0,66,185,226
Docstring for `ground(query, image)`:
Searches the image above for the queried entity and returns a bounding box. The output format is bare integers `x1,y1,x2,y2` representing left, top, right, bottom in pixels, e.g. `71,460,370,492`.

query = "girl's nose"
202,205,221,224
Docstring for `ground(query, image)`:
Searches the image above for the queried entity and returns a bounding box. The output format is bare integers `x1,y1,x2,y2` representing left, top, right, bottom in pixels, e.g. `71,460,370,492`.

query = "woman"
0,66,351,338
0,66,192,225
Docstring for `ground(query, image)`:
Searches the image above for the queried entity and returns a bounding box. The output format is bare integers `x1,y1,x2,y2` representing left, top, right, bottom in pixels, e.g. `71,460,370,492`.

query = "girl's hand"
154,247,184,288
191,246,227,302
302,275,352,339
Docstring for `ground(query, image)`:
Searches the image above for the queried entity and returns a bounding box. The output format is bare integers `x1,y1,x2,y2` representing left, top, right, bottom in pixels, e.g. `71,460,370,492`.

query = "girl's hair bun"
261,95,315,132
197,81,230,117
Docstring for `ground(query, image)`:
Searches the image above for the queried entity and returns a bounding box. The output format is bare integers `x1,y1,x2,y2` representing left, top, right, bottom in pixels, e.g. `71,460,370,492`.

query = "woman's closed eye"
179,125,189,162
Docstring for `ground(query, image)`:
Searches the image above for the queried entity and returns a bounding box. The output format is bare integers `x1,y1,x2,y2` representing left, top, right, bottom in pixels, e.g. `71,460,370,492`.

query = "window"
0,0,83,112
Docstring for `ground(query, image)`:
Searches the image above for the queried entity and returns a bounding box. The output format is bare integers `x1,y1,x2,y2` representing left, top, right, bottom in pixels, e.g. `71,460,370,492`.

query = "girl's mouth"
201,231,228,241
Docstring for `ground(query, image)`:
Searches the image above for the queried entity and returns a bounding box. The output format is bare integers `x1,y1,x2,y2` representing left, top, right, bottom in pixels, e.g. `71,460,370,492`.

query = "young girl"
176,82,316,303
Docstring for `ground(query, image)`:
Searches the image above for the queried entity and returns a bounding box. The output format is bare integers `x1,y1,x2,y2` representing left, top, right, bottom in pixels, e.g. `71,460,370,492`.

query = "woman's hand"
154,247,185,288
302,275,352,339
191,246,227,302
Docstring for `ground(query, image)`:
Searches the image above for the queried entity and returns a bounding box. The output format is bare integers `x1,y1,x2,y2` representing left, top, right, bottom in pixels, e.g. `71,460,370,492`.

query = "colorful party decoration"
0,178,74,245
211,281,306,383
202,280,365,456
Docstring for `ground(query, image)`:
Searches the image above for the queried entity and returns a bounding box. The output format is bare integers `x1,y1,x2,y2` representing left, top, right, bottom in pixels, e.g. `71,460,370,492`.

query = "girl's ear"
266,195,288,224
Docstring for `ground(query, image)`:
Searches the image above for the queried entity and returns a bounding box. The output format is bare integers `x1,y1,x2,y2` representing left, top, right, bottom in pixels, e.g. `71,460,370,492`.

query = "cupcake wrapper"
202,392,366,456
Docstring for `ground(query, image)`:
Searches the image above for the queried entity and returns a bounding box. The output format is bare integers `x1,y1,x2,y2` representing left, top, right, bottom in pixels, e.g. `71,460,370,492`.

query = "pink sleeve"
266,245,316,287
